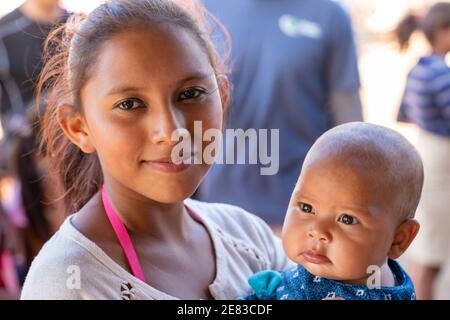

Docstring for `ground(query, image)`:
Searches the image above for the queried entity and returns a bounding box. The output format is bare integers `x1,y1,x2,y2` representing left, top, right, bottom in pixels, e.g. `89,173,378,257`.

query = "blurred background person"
395,2,450,300
0,0,67,298
9,106,65,270
0,0,66,170
195,0,363,226
0,105,65,299
0,206,20,299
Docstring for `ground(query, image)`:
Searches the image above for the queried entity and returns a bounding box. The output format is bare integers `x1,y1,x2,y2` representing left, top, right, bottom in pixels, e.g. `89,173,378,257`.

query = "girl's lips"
301,250,331,264
142,153,199,173
142,159,192,173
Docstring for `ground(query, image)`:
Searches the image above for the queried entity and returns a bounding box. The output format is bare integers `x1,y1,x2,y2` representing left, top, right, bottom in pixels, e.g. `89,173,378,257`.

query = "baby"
244,122,423,300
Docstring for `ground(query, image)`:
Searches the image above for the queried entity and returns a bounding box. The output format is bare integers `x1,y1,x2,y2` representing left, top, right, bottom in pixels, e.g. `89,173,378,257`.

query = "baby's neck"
343,261,396,287
379,261,396,286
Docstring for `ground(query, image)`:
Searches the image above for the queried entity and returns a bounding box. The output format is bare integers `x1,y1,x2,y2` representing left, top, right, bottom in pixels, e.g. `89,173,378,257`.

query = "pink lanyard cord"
185,204,203,224
101,185,147,283
101,185,204,284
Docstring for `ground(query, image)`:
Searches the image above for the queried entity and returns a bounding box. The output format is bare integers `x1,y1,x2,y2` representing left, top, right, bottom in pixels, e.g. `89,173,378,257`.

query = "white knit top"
21,199,293,300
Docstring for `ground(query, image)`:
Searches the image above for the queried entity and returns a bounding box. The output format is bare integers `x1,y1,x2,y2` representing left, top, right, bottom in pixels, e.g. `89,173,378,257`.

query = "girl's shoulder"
184,199,293,271
20,216,85,299
20,216,126,300
184,198,275,242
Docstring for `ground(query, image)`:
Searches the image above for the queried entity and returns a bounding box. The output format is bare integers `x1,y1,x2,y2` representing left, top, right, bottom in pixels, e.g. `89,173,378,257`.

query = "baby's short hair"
303,122,424,220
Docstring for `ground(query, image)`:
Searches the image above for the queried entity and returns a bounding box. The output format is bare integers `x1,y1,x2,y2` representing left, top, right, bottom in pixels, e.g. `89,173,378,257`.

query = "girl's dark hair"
395,2,450,50
37,0,231,214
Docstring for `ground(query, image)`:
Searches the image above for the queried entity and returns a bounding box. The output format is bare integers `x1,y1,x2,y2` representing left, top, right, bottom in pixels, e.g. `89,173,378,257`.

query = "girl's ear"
57,105,96,154
388,219,420,260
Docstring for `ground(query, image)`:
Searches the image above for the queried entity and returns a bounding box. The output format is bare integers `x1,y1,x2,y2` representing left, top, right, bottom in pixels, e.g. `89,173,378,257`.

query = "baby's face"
282,157,400,284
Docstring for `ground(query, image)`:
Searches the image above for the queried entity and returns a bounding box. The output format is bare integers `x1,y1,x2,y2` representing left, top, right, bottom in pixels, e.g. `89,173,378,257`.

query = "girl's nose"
150,103,183,145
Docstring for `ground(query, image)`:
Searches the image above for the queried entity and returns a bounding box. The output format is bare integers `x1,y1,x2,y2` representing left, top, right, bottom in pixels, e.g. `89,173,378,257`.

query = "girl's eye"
299,202,315,214
178,88,206,101
337,214,359,225
117,98,145,111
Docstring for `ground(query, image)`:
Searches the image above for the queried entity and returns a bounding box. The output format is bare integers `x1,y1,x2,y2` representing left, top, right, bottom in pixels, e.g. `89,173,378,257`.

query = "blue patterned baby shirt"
242,259,415,300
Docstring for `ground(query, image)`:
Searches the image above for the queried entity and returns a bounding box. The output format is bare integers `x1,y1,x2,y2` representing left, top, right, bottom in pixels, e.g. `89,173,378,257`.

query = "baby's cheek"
332,236,373,277
282,222,306,261
348,232,391,271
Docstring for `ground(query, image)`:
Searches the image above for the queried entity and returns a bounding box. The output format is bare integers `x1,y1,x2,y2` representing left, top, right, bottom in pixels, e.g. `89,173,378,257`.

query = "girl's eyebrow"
105,85,145,96
105,72,215,97
176,71,215,85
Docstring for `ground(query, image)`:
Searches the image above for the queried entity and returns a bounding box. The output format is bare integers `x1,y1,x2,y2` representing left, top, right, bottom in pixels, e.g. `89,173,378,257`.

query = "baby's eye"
117,98,145,111
299,202,315,214
337,214,359,225
178,88,206,101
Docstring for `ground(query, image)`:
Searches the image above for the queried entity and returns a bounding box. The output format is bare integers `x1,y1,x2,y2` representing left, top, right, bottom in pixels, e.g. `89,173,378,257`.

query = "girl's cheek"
200,97,225,125
200,111,223,131
95,126,145,165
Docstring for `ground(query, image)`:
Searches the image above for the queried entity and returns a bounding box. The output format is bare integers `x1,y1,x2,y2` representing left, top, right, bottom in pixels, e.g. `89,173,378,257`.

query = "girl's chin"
143,185,201,204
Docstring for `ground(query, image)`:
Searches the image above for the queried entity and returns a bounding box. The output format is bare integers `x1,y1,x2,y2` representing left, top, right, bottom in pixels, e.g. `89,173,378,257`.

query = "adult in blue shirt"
0,0,68,175
196,0,363,225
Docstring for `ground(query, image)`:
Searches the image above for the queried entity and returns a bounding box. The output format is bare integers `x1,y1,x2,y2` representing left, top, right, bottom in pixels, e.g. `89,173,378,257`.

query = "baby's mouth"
301,250,331,264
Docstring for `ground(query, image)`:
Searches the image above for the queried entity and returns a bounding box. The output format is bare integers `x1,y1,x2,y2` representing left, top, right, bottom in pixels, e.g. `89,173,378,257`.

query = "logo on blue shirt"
278,14,323,39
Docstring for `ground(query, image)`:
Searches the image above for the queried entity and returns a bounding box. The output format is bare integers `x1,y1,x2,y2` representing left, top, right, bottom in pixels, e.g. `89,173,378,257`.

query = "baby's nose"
307,226,331,243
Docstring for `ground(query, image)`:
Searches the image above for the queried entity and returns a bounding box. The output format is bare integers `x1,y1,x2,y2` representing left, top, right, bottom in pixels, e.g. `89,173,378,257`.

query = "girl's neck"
103,180,193,243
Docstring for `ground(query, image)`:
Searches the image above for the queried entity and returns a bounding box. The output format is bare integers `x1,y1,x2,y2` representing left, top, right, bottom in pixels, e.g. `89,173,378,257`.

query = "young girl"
395,2,450,300
20,0,292,300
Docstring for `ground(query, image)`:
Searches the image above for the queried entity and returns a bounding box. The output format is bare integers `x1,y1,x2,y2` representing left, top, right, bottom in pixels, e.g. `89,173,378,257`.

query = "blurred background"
0,0,437,142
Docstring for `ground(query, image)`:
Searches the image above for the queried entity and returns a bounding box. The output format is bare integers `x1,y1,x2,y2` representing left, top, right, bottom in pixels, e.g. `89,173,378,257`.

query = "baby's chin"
300,261,340,280
300,262,371,284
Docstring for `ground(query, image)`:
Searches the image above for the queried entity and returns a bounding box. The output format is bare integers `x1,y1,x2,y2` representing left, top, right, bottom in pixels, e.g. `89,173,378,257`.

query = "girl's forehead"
92,25,213,82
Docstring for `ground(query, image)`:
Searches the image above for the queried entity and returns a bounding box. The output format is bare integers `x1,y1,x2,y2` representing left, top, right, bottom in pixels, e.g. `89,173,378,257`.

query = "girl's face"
76,25,225,203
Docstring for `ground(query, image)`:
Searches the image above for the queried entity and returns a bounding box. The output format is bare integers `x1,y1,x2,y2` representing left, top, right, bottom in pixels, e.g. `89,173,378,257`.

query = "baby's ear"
388,219,420,260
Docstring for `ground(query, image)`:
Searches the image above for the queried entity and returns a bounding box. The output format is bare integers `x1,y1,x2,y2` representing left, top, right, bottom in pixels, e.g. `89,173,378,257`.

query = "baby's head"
282,122,423,284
